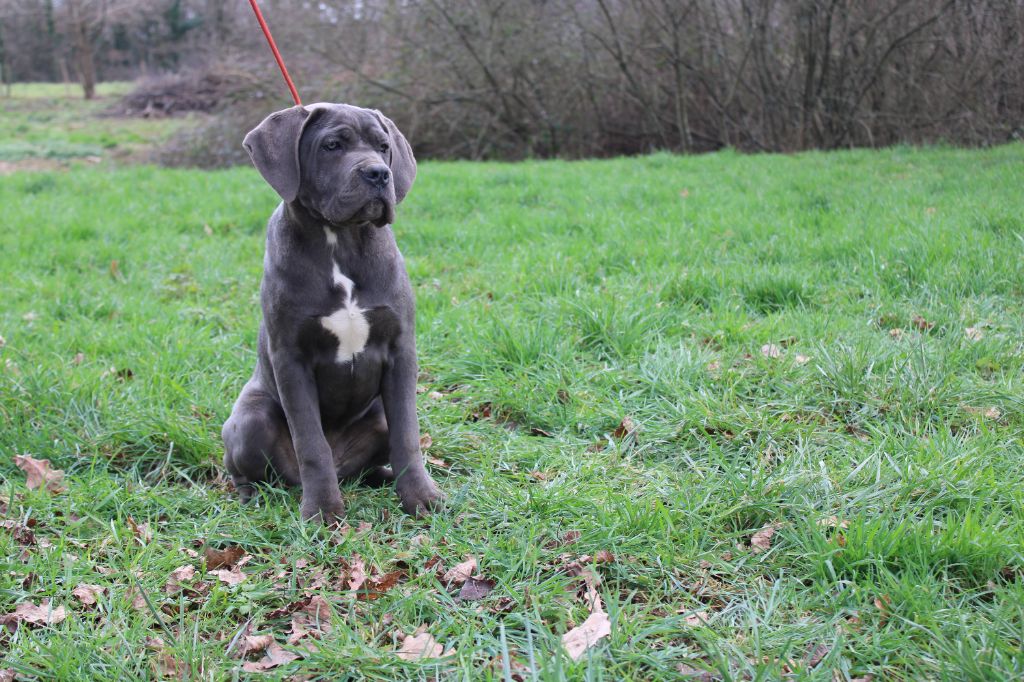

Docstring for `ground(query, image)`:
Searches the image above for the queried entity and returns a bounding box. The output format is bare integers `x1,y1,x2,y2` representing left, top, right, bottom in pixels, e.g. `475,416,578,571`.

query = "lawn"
1,89,1023,680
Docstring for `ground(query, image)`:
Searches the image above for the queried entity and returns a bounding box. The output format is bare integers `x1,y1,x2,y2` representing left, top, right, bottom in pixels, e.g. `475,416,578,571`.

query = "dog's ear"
243,105,312,203
373,110,417,204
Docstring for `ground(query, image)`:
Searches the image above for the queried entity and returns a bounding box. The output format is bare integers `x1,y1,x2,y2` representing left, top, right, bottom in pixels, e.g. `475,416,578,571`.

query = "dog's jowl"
221,103,443,523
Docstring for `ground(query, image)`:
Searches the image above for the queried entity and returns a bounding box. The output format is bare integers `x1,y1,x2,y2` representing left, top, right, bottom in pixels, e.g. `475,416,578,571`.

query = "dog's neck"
282,201,385,253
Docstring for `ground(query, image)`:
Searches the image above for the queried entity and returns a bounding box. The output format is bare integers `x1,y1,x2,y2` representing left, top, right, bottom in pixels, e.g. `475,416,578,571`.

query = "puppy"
222,103,442,522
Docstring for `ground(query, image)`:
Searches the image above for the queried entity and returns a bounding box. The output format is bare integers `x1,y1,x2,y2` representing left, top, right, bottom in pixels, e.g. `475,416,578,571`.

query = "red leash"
247,0,302,106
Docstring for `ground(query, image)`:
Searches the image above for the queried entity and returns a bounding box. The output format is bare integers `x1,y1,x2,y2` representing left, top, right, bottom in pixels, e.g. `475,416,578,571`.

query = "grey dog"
221,103,443,523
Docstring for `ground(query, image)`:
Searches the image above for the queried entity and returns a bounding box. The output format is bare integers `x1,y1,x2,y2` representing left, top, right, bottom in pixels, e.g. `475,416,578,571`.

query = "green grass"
2,135,1024,680
0,82,182,166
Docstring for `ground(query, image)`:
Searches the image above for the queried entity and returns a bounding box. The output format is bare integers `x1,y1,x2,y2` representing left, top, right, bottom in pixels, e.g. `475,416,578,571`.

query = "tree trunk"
67,0,97,100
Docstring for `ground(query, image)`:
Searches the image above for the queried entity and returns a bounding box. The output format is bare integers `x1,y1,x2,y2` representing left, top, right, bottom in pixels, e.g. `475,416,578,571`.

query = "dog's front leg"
272,352,346,523
381,335,443,516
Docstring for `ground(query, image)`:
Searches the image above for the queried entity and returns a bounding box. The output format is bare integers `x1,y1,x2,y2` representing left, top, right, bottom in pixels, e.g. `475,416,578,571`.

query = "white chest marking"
320,263,370,363
323,226,338,246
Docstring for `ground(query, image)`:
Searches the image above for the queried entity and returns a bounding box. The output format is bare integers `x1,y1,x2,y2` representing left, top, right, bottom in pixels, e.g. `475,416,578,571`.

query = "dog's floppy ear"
243,105,312,203
373,110,417,204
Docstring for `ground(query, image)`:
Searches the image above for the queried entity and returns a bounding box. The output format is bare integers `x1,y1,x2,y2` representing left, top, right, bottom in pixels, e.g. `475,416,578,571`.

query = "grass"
1,89,1024,680
0,82,182,167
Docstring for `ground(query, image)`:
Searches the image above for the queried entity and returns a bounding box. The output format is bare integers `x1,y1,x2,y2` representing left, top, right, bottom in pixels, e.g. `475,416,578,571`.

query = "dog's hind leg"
331,398,393,487
222,379,297,502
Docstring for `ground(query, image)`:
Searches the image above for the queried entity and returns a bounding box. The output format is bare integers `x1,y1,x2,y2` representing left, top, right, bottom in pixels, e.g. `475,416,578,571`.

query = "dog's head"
243,103,416,227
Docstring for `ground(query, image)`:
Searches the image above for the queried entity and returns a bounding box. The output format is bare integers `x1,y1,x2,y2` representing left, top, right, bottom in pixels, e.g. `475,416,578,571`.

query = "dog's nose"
359,164,391,188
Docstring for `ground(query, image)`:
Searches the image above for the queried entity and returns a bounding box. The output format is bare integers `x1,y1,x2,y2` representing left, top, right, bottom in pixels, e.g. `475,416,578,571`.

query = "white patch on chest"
323,226,338,246
320,264,370,363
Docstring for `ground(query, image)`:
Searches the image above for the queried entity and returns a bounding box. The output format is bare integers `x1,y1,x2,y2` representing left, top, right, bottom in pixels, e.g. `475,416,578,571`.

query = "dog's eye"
379,142,390,154
323,139,341,151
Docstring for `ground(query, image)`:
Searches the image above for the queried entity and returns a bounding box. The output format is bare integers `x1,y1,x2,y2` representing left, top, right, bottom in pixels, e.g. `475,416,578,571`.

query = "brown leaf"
419,433,433,450
676,663,719,680
544,530,581,549
760,343,782,359
529,427,554,438
164,565,196,595
209,565,246,586
562,610,611,661
358,570,405,601
346,555,367,591
911,314,933,331
238,634,275,657
458,576,495,601
72,583,106,607
1,600,67,631
204,545,246,570
125,586,149,611
241,641,300,672
750,523,780,554
147,636,189,679
804,643,830,668
681,609,710,627
287,595,332,643
965,327,984,341
0,669,14,682
794,354,811,365
396,630,453,661
593,550,615,564
13,455,65,493
442,556,477,586
874,594,891,622
817,516,850,529
126,516,153,544
0,519,36,546
612,416,637,439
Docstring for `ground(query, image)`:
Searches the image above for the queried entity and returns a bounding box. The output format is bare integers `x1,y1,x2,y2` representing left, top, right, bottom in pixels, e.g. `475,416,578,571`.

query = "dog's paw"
300,494,346,525
397,475,445,517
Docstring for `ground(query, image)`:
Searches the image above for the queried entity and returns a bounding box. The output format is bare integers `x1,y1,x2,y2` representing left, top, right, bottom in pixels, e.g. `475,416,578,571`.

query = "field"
1,87,1024,680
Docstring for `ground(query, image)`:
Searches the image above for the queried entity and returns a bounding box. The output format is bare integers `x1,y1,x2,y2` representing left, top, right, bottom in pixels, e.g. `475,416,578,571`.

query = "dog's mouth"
359,198,394,227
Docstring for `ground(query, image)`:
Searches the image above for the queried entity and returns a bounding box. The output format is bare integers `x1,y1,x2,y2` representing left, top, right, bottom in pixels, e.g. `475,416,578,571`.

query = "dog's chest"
320,262,371,364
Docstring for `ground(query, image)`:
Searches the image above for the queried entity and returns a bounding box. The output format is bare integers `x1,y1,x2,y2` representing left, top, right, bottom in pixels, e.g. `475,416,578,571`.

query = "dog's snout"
359,164,391,188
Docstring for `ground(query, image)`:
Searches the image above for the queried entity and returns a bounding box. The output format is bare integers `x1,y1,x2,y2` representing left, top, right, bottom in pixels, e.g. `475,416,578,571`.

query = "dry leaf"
794,354,810,365
889,328,904,340
241,641,300,672
458,577,495,601
428,391,444,400
804,643,830,668
874,594,891,623
346,555,367,591
911,314,933,331
287,595,332,644
0,669,14,682
147,636,189,679
680,609,710,627
13,455,65,493
238,634,275,657
760,344,782,359
965,327,984,341
750,523,780,554
209,565,246,586
164,565,196,595
442,556,477,586
963,405,1001,419
562,610,611,661
817,516,850,529
125,586,149,610
72,584,106,606
126,516,153,544
0,519,36,546
358,570,405,601
419,433,433,450
1,600,67,631
204,545,246,570
396,631,452,661
612,416,637,439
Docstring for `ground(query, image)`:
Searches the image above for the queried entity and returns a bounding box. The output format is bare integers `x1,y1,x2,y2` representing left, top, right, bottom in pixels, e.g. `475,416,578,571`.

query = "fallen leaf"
73,352,85,365
544,530,581,549
0,519,36,545
562,610,611,661
817,516,850,529
241,641,300,672
419,433,433,450
804,642,830,668
0,669,14,682
707,360,721,372
125,586,149,610
428,391,444,400
965,327,984,341
146,636,189,679
396,630,452,661
889,328,904,340
72,584,106,606
963,404,1001,419
426,455,449,468
164,565,196,595
760,343,782,359
357,570,405,601
676,663,719,680
238,634,275,657
530,427,554,437
346,555,367,591
204,545,246,570
126,516,153,544
681,609,710,627
911,314,933,331
209,565,246,586
612,416,637,439
593,550,615,564
13,455,65,493
874,594,891,623
287,595,332,644
458,577,495,601
750,523,780,554
0,600,67,631
794,354,810,365
442,556,477,586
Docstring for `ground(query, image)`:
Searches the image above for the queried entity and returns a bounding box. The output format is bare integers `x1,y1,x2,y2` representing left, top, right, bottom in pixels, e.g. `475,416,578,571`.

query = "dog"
221,103,443,523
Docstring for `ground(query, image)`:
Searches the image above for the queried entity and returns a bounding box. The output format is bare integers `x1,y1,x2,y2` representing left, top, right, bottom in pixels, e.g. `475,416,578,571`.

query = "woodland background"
0,1,1021,164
